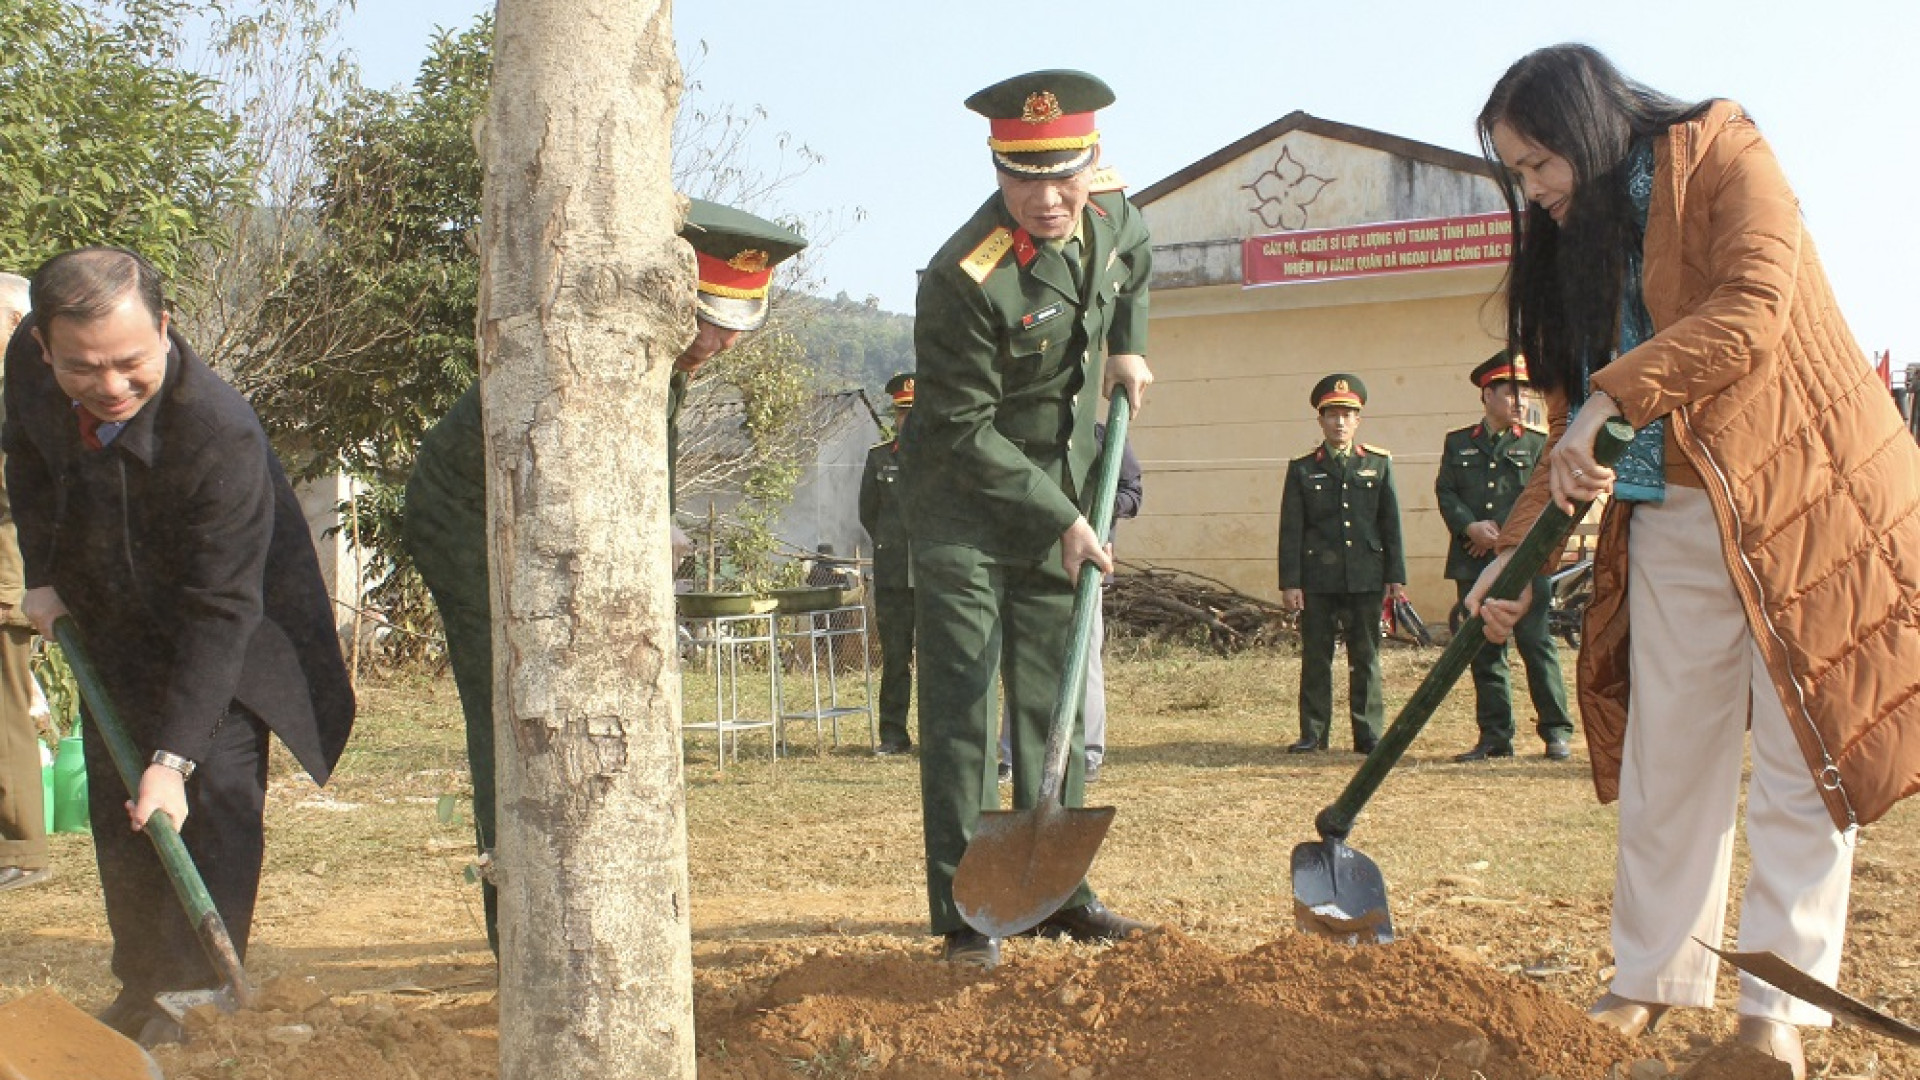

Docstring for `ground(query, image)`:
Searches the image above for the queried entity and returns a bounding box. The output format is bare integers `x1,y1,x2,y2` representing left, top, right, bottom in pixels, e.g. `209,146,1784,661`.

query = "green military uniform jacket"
403,384,488,606
1278,443,1406,593
1434,421,1546,581
904,184,1151,556
859,437,912,588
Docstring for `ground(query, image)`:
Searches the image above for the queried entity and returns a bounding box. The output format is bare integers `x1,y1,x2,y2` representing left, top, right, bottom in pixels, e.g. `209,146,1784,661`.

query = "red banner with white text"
1244,211,1513,287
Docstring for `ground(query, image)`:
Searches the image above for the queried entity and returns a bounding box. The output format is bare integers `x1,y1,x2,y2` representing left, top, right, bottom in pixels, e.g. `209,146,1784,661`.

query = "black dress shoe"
1544,740,1572,761
1287,736,1329,754
95,987,159,1039
942,928,1001,968
1354,735,1378,754
1453,742,1514,763
875,737,913,756
1034,900,1153,943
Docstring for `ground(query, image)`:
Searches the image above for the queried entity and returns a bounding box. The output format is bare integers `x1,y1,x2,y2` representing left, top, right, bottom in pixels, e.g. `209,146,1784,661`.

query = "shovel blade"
954,802,1116,938
1704,943,1920,1046
0,989,165,1080
1290,839,1394,944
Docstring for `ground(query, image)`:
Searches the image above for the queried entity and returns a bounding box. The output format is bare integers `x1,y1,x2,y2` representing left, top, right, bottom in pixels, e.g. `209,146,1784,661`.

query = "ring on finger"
1571,467,1585,478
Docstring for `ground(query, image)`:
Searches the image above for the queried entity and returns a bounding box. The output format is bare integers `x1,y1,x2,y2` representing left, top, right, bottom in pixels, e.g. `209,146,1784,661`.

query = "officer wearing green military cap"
904,68,1154,968
1436,351,1573,762
860,373,917,755
402,198,805,952
1278,374,1406,754
669,200,810,516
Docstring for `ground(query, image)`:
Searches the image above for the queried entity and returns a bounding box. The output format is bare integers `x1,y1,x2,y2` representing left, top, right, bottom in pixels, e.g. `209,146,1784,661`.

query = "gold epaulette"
959,227,1014,284
1087,166,1126,192
1361,443,1392,457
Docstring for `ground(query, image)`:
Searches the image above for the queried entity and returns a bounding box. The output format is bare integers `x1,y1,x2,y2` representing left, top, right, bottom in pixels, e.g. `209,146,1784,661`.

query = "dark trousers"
0,624,46,871
912,539,1093,935
1298,589,1385,746
413,553,498,953
87,702,269,995
873,586,915,746
1455,577,1573,747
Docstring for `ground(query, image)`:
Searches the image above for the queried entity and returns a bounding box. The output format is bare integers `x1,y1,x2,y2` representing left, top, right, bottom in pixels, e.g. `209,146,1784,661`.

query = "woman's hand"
1550,392,1622,513
1463,551,1533,645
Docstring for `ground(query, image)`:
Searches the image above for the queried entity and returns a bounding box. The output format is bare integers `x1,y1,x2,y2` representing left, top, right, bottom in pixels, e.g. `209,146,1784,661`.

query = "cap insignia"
1334,378,1350,393
1022,91,1063,124
728,249,770,274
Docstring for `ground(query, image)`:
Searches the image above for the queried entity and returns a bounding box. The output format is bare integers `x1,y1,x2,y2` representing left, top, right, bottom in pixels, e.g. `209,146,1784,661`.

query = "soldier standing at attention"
1278,374,1406,755
860,373,917,755
1437,351,1573,762
905,69,1154,968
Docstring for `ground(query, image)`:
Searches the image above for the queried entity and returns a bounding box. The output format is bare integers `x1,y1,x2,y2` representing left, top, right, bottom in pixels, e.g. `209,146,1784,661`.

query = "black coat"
2,317,354,781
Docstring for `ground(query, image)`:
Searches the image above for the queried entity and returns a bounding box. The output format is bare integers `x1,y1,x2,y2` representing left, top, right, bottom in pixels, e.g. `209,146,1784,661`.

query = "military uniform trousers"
407,538,500,952
0,623,46,871
873,586,915,747
1455,576,1573,748
913,538,1095,935
86,701,270,995
1298,589,1385,746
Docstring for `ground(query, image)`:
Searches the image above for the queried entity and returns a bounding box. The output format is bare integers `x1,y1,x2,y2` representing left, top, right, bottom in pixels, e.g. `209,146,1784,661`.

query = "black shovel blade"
954,801,1116,939
1290,839,1394,944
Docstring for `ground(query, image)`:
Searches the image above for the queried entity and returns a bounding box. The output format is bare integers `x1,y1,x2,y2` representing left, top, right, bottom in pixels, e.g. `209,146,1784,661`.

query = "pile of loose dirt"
141,930,1784,1080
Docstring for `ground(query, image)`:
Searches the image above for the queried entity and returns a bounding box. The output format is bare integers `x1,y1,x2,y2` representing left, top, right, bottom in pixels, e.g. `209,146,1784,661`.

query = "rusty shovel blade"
953,799,1116,939
1704,943,1920,1045
1290,838,1394,945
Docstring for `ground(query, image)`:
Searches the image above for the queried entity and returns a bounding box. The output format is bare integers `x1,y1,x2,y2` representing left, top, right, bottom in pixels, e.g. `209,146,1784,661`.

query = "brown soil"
5,656,1912,1079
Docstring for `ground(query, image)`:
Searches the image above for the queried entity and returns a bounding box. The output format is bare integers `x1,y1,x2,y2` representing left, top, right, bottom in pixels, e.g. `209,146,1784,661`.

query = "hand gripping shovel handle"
52,616,257,1008
1038,390,1133,803
1313,416,1634,842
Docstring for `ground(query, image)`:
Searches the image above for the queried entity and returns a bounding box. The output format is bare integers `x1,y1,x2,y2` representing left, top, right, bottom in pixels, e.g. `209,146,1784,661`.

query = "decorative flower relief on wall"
1243,146,1334,231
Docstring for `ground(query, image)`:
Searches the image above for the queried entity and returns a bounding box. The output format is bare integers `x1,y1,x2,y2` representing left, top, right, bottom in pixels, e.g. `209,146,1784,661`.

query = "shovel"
52,617,257,1014
952,390,1133,938
1291,417,1635,944
1702,942,1920,1046
0,989,164,1080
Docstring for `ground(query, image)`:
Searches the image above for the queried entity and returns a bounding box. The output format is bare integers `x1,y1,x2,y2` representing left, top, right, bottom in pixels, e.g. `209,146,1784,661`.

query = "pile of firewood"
1104,564,1297,653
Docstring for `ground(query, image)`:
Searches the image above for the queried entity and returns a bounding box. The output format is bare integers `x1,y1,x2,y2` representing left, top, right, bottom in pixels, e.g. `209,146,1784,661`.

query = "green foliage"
0,0,249,276
240,15,491,485
787,291,916,398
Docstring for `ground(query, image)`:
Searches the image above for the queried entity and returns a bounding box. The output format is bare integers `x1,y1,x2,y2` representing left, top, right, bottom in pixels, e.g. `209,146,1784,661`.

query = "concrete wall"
1125,267,1512,624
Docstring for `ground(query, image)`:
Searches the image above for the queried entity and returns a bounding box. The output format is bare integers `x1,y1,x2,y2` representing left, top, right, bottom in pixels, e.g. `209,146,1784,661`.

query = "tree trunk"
478,2,692,1077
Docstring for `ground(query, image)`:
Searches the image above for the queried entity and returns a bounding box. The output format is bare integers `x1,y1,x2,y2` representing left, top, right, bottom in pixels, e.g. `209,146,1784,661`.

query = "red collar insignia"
1012,229,1037,268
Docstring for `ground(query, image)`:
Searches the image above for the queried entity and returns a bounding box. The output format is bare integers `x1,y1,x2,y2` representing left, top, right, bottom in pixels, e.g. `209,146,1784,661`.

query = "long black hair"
1477,45,1709,395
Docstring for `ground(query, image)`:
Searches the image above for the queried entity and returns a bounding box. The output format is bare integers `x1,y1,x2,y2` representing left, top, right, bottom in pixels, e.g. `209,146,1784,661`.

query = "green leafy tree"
0,0,249,275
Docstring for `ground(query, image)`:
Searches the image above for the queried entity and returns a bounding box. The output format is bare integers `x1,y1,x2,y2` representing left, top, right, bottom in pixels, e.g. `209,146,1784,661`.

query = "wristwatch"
150,750,197,780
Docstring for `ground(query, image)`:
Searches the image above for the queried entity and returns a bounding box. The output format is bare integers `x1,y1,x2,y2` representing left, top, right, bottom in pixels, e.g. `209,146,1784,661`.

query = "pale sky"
339,0,1918,369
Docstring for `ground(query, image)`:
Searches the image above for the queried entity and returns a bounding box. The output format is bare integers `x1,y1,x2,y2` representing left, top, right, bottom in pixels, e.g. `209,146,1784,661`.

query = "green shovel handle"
1038,390,1133,802
52,616,257,1007
1313,416,1635,841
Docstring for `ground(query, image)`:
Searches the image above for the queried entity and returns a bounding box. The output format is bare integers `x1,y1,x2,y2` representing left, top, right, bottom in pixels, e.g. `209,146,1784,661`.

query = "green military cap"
965,69,1114,179
885,373,916,409
683,198,809,332
1311,373,1367,411
1470,349,1530,387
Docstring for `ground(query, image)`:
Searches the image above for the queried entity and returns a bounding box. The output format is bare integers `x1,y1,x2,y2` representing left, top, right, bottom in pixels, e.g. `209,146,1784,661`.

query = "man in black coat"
2,247,354,1044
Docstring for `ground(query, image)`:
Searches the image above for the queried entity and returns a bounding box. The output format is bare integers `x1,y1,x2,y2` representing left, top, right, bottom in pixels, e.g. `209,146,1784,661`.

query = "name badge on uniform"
1459,447,1482,456
1021,304,1063,329
1356,468,1379,478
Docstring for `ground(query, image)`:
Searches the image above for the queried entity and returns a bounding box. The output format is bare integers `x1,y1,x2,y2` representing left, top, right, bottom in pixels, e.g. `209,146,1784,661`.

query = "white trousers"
1614,485,1854,1025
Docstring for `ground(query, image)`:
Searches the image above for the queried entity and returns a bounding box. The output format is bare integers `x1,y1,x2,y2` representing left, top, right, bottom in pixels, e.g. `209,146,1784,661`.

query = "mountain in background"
786,290,915,400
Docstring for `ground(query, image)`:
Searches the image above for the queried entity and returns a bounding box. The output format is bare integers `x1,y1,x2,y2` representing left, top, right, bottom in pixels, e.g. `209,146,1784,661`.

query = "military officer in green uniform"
1436,351,1573,762
1278,374,1406,754
402,200,804,952
859,373,917,755
904,69,1154,968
